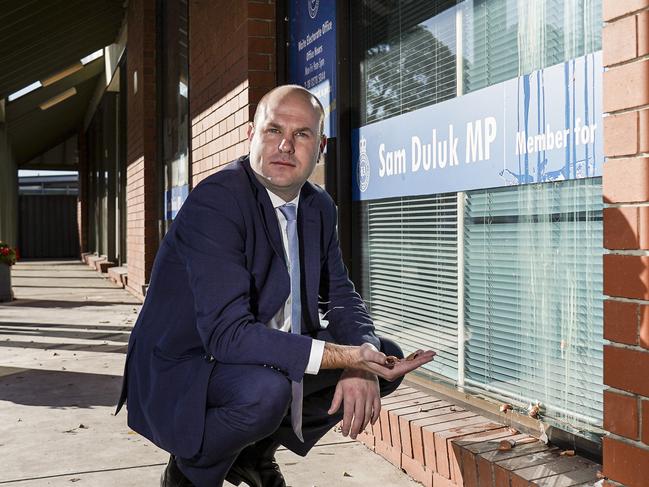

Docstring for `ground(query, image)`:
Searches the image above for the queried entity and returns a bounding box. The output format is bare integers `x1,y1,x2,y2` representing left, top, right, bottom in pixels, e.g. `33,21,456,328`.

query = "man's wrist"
321,342,359,370
341,367,376,380
363,342,379,353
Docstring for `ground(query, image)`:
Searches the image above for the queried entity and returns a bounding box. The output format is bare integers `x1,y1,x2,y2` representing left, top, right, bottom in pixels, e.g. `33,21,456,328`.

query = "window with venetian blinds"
464,179,603,426
352,0,603,433
359,195,460,380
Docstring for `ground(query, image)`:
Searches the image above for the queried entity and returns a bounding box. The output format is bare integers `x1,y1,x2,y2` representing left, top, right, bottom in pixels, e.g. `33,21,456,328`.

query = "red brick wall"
126,0,158,298
602,1,649,485
190,0,277,184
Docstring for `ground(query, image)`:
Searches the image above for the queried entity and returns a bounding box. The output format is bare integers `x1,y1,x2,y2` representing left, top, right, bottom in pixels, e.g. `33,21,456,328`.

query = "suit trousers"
176,335,404,487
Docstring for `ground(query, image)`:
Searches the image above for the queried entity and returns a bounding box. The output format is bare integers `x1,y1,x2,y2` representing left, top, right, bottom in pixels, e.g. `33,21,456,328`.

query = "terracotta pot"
0,263,12,302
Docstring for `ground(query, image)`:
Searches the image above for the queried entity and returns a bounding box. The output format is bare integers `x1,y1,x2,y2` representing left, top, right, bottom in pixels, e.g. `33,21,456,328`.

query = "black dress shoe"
226,437,285,487
253,437,286,487
257,456,285,487
225,458,262,487
160,455,194,487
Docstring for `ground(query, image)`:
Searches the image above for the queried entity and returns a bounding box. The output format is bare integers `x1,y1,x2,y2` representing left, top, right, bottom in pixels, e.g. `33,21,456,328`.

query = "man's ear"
247,122,255,142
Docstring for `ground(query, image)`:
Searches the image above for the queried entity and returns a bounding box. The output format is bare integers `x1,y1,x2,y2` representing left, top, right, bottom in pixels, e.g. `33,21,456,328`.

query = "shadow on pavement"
0,322,133,332
0,368,122,408
1,299,138,308
15,260,84,265
10,275,110,279
13,285,123,289
0,340,127,353
0,327,131,342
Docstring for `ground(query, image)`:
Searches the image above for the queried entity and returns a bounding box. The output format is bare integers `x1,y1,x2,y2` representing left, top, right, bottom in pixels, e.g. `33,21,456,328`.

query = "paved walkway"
0,260,419,487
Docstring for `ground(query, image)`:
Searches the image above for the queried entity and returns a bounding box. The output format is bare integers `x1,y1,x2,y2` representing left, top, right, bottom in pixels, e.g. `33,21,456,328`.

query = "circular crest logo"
358,137,370,193
307,0,319,19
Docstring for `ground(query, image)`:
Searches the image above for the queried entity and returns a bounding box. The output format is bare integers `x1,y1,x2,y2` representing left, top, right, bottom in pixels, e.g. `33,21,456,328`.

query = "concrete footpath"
0,260,419,487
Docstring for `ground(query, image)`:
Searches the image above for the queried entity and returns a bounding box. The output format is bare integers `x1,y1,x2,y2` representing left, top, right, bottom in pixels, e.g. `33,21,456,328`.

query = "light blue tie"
278,203,304,442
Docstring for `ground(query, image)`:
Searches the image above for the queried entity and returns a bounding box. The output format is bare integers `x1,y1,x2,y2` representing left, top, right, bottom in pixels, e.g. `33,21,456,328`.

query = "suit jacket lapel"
298,184,321,331
242,158,286,264
258,197,286,264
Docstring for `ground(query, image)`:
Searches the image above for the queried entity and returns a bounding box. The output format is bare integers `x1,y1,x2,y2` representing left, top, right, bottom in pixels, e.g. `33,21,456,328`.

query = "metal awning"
0,0,125,169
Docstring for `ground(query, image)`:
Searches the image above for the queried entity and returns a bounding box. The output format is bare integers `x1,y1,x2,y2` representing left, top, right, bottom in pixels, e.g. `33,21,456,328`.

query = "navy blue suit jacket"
118,157,379,458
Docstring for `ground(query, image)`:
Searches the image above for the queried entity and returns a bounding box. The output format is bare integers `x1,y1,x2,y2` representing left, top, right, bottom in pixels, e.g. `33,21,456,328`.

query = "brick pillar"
189,0,277,184
125,0,158,298
602,2,649,485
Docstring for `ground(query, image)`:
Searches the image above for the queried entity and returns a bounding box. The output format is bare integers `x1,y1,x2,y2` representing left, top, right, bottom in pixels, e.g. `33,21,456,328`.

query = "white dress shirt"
265,188,325,375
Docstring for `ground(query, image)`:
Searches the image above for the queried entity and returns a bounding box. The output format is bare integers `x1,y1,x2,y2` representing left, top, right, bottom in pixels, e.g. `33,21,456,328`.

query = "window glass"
159,0,190,229
462,0,602,93
353,1,458,125
464,178,603,427
352,0,604,434
359,194,459,379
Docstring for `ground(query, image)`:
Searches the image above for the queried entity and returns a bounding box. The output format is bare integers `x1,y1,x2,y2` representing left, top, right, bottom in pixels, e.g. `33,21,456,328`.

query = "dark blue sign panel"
288,0,337,137
353,51,603,201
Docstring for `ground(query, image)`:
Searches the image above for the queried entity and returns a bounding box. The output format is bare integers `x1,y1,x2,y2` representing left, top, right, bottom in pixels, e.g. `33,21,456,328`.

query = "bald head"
253,85,325,137
247,84,328,201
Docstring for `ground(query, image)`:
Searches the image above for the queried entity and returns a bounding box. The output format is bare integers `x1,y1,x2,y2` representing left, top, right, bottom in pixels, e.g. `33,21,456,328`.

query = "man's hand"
327,369,380,439
356,344,436,381
320,343,436,381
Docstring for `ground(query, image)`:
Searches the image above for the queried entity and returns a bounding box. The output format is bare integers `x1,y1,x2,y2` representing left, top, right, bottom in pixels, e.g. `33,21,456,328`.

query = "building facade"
1,0,648,485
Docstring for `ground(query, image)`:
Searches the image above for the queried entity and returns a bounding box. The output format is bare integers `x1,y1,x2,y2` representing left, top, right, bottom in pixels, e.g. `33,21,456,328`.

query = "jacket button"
206,354,215,363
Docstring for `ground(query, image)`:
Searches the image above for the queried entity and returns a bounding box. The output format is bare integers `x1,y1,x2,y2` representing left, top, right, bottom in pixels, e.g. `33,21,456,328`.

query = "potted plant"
0,242,17,302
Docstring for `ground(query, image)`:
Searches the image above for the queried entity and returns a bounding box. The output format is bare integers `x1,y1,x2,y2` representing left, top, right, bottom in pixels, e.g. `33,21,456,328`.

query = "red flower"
0,247,9,256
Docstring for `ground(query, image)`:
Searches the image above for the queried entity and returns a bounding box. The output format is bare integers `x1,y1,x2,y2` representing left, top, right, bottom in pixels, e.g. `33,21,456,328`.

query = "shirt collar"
266,188,300,210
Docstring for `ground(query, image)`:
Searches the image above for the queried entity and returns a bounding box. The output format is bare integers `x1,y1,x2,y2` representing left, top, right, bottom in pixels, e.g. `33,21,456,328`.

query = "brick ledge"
356,384,602,487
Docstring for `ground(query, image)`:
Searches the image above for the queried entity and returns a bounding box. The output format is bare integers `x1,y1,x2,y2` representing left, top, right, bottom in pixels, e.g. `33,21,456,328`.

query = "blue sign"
288,0,337,137
166,184,189,220
353,51,603,201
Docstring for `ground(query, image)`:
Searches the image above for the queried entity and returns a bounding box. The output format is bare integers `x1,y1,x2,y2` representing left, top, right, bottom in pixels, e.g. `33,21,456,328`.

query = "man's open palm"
359,344,436,381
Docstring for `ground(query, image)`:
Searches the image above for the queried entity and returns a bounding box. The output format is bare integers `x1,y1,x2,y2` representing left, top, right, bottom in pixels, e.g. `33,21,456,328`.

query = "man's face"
248,90,326,201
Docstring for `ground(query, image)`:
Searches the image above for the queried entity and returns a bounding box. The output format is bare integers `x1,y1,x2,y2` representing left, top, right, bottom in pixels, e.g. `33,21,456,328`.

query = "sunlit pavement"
0,260,419,486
